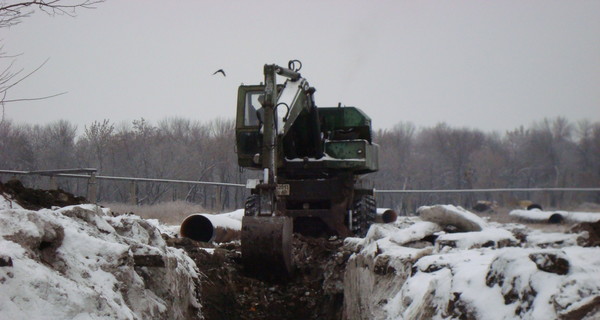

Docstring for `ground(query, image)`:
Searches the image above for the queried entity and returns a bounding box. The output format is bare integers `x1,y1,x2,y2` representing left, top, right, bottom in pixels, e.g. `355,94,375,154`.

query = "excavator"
236,61,380,277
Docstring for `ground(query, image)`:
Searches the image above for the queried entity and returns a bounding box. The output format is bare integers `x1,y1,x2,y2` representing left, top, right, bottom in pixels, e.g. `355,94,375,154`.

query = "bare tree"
575,120,600,189
3,114,599,209
0,0,103,121
82,119,113,171
0,119,34,169
0,0,103,28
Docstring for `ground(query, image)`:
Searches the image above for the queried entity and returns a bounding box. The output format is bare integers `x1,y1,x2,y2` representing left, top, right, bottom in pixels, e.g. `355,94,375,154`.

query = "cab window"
244,92,262,126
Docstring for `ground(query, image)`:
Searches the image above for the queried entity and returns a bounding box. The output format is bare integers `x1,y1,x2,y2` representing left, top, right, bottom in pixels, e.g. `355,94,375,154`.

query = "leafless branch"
0,57,66,108
0,1,104,27
2,91,66,103
0,1,104,118
0,57,48,93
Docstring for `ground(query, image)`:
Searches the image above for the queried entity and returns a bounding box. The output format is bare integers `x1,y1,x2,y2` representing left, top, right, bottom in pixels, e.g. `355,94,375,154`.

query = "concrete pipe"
180,213,242,243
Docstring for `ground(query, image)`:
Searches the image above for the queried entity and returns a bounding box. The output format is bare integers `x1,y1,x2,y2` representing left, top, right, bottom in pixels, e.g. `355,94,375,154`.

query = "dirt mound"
0,179,87,210
169,235,348,320
571,220,600,247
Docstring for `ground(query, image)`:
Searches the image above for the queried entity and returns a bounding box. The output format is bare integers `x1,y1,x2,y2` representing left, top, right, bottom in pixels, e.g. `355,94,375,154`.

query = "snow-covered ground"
3,187,600,320
0,196,201,320
343,204,600,320
510,208,600,223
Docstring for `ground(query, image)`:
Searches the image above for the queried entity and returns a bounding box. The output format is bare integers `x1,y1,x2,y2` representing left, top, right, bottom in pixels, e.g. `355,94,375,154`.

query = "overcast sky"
2,1,599,133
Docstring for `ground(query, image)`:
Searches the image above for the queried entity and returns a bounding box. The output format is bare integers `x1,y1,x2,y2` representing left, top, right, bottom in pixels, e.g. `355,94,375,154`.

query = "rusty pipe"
376,209,398,224
180,213,241,243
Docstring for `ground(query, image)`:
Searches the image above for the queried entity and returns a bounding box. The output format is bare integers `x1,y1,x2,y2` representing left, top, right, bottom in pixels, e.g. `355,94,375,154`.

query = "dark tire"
352,195,377,237
527,203,543,211
244,194,260,216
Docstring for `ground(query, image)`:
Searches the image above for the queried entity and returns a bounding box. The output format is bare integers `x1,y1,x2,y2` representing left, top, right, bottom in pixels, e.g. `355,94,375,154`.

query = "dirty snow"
435,227,517,250
0,204,201,320
3,189,600,320
419,204,487,231
389,221,441,246
0,193,22,210
344,205,600,320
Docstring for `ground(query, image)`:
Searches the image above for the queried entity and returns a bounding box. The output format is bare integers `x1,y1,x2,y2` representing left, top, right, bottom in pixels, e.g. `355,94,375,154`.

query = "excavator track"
352,195,377,237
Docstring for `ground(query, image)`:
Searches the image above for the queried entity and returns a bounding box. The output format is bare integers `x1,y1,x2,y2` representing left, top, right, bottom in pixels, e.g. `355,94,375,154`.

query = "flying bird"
212,69,226,77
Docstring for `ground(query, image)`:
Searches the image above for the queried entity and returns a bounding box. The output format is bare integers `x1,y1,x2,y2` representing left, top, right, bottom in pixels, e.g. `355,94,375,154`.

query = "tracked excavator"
237,61,379,277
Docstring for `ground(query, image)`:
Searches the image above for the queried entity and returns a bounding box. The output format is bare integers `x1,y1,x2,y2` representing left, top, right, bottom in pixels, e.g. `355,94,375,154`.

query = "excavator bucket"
241,216,293,279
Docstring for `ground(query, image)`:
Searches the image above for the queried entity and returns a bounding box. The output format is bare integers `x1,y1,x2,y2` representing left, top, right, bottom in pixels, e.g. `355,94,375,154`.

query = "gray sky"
2,0,599,133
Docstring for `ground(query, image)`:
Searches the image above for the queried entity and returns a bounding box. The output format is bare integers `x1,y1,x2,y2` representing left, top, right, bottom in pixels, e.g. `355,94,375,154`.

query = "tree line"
1,117,599,211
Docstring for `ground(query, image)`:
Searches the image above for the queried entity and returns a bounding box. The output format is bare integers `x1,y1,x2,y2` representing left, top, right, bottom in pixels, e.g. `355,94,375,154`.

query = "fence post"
49,175,57,190
129,181,137,205
406,194,413,215
87,172,97,203
543,190,551,209
215,186,222,211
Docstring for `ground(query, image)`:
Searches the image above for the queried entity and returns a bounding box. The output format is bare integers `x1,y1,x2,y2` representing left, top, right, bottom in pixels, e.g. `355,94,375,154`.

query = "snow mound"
418,204,487,231
343,206,600,320
0,204,201,319
436,228,517,250
389,221,441,246
0,193,22,210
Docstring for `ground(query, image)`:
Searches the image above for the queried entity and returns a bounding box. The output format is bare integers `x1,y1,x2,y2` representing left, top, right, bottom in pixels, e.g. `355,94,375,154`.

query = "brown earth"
168,235,349,320
0,179,86,210
571,220,600,247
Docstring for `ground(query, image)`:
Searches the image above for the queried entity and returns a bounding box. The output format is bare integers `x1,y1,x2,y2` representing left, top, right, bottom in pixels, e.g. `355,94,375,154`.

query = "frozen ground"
343,205,600,320
2,184,600,320
0,193,201,320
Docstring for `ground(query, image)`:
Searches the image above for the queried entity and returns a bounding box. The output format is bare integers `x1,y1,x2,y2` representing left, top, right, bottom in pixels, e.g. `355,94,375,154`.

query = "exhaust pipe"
180,213,242,243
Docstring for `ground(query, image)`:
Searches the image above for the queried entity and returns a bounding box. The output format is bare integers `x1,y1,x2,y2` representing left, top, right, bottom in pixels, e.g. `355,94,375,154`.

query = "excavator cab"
235,85,264,169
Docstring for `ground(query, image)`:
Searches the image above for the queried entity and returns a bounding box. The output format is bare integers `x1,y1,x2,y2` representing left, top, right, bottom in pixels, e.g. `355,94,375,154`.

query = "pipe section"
180,213,241,243
181,208,395,243
376,209,398,224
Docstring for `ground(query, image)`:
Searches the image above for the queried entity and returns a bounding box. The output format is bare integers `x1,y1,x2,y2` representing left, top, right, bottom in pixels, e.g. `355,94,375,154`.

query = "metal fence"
0,169,245,208
2,169,599,212
375,187,600,214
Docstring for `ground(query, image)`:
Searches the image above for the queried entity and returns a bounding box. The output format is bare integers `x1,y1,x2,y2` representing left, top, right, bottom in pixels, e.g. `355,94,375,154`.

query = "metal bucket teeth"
241,216,293,279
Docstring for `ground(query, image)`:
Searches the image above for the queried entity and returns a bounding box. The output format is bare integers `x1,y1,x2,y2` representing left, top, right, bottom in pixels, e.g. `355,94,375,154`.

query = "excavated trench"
169,235,350,320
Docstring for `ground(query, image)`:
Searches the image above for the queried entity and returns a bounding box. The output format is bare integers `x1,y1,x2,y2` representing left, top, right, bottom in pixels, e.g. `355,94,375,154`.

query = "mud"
169,235,349,320
0,179,86,210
